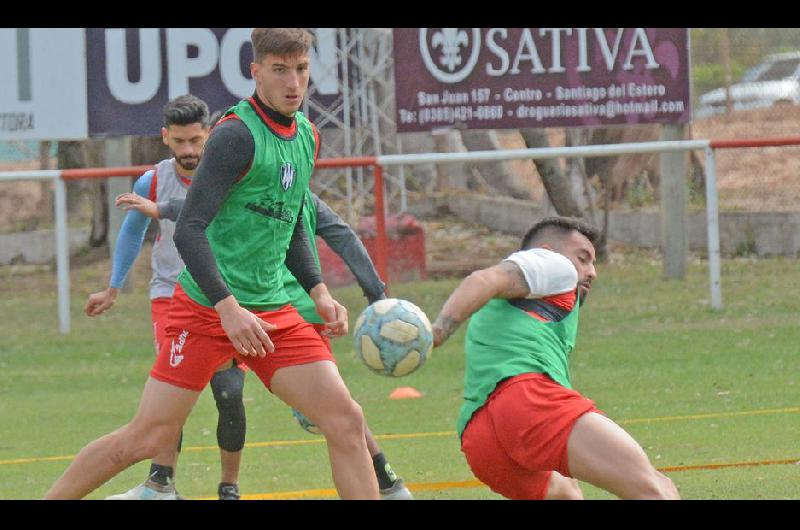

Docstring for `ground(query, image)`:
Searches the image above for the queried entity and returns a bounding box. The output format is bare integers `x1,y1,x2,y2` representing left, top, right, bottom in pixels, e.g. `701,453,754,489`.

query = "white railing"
1,137,750,333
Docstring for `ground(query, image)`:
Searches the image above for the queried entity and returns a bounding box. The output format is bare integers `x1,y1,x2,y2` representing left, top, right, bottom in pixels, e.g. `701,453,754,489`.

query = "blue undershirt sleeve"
109,172,154,289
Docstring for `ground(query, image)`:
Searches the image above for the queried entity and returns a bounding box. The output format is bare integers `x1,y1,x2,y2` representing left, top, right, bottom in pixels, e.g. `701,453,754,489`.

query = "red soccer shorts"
150,297,172,356
150,283,334,391
460,372,601,500
312,323,332,352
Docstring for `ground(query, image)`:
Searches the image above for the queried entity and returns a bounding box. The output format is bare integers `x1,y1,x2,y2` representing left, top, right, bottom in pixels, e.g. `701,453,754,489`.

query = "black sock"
148,463,174,487
372,453,398,490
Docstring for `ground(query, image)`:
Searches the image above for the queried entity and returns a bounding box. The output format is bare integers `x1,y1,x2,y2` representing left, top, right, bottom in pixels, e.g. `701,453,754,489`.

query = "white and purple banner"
0,28,342,140
393,28,691,132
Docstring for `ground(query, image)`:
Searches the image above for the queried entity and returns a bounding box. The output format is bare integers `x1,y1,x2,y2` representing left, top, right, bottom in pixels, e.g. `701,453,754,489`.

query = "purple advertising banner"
86,28,343,137
393,28,691,132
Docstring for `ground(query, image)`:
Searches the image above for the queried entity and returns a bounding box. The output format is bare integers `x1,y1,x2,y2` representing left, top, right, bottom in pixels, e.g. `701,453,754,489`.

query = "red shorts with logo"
150,297,172,356
150,283,334,391
152,295,247,373
460,372,601,500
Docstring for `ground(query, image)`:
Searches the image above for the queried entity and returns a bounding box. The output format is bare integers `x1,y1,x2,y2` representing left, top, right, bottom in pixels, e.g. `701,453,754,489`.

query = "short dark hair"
162,94,209,128
208,107,229,128
251,28,314,63
520,216,599,250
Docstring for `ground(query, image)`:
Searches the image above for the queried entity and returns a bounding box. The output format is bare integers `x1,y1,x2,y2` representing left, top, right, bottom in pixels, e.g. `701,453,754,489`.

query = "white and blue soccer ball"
292,408,322,435
353,298,433,377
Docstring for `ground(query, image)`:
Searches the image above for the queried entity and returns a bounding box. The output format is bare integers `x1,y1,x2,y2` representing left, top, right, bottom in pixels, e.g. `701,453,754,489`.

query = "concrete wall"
408,194,800,258
3,195,800,265
0,228,90,265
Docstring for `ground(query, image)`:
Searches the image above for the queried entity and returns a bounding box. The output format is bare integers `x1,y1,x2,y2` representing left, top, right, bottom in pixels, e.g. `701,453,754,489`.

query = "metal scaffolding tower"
304,28,407,223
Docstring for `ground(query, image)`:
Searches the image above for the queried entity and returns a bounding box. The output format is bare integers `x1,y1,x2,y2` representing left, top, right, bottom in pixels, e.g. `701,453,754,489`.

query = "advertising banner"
86,28,341,137
0,28,87,140
393,28,691,132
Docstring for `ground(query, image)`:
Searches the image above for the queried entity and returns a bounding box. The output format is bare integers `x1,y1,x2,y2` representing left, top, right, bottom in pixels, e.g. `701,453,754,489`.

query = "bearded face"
161,122,208,175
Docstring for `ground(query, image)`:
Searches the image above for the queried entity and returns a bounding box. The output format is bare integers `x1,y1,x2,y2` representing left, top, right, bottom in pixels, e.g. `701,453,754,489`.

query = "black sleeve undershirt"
173,117,322,306
285,200,323,293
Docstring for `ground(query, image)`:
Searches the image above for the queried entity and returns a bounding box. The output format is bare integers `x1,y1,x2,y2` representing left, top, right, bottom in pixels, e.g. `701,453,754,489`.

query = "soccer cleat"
105,480,182,500
380,478,413,500
218,482,240,501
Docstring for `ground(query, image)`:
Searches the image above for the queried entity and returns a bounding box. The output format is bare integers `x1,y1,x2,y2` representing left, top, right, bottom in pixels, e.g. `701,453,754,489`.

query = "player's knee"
631,470,680,500
211,366,245,406
211,367,247,452
104,431,141,468
316,399,365,445
108,425,171,466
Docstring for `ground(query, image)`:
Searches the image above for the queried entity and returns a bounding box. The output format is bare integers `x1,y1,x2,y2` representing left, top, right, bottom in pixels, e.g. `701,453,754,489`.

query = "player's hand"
310,284,349,337
115,192,160,219
215,296,277,357
84,287,119,317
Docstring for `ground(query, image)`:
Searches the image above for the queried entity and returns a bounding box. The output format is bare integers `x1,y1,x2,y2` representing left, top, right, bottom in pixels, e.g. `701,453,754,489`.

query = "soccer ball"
292,408,322,435
353,298,433,377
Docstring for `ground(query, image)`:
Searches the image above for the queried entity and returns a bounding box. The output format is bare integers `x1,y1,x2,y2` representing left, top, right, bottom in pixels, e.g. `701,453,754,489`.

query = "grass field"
0,247,798,500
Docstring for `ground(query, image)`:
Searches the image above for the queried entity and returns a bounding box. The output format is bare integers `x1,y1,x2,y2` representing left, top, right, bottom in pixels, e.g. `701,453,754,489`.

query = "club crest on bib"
280,162,295,191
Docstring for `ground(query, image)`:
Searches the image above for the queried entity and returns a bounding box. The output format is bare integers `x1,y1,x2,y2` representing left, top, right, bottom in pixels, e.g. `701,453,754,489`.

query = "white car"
695,52,800,118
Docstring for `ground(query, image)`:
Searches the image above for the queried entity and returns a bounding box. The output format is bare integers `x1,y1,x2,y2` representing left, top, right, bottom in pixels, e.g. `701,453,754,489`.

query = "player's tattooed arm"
495,260,531,299
431,260,530,347
432,314,461,348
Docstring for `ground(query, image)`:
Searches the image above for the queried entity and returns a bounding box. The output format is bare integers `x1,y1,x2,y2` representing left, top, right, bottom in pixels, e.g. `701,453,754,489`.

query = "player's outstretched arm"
117,193,187,224
115,192,160,219
431,249,578,346
312,193,385,304
86,173,154,317
431,261,530,347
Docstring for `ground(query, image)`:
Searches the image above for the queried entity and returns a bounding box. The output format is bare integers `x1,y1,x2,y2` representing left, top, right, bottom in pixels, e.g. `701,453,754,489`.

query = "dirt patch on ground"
423,216,520,278
691,105,800,211
492,106,800,212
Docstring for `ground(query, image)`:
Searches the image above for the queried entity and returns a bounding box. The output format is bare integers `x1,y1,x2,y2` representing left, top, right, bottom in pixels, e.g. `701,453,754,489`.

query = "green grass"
0,250,798,499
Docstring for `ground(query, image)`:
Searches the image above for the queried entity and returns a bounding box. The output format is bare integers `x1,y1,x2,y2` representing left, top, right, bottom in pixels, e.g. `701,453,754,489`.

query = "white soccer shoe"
380,478,413,500
105,480,183,500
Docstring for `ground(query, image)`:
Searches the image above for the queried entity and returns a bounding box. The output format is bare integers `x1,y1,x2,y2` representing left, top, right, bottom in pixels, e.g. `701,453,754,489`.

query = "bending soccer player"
120,189,413,500
431,216,680,500
45,28,378,500
84,95,246,500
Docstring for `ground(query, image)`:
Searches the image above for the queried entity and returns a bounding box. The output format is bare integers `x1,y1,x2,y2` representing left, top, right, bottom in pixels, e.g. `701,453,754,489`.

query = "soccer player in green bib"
121,188,414,500
46,28,379,500
431,217,679,500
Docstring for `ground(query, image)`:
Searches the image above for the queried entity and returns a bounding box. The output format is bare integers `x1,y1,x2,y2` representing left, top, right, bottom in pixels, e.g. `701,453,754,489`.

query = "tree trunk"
56,141,90,217
57,139,107,247
88,180,108,247
582,127,627,262
38,141,53,225
520,127,610,260
519,128,584,217
132,135,169,165
459,129,533,199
